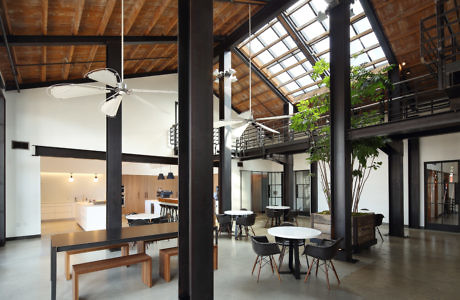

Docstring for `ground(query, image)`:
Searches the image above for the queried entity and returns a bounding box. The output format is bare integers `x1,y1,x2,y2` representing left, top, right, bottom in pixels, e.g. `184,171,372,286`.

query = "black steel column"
329,0,352,261
388,140,405,236
178,0,190,298
0,92,5,246
283,155,294,208
218,50,232,213
408,138,420,228
105,40,122,232
179,0,214,299
310,162,318,214
436,0,446,89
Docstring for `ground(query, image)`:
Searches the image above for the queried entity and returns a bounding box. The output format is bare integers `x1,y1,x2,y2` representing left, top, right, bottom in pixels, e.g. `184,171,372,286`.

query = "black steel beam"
283,154,295,207
178,0,190,297
0,92,4,247
0,16,19,92
233,47,292,106
33,146,178,164
238,139,310,160
4,70,177,91
388,140,405,237
218,50,233,213
105,40,122,233
408,138,420,229
329,0,352,261
359,0,398,65
310,162,318,214
349,111,460,140
216,0,298,54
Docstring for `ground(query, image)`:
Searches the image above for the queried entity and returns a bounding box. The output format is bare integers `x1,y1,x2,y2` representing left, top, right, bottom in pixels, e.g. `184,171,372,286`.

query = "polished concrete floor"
1,216,459,299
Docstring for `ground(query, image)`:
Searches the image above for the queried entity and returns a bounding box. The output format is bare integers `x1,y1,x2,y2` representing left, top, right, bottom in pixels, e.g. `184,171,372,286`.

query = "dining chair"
303,237,343,289
236,213,256,238
250,236,281,282
216,214,232,236
375,213,384,241
285,210,299,226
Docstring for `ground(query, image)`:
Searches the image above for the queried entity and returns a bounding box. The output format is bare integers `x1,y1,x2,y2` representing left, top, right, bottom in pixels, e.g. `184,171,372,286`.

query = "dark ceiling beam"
233,47,292,107
0,35,226,46
349,111,460,140
0,15,19,92
359,0,398,65
215,0,298,55
4,70,177,91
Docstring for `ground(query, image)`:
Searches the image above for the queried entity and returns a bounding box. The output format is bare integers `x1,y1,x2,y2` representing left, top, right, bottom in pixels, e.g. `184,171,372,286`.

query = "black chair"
128,219,150,226
216,214,232,235
265,209,282,227
250,236,281,282
303,238,343,289
285,210,299,226
375,213,384,241
236,213,256,238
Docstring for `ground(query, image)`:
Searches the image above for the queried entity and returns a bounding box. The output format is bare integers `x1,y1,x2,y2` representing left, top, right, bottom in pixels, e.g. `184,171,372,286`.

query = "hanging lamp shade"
167,172,175,179
158,173,165,180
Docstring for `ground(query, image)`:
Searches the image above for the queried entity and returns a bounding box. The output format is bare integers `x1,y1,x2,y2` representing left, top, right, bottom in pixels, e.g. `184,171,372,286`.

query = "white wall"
6,74,178,237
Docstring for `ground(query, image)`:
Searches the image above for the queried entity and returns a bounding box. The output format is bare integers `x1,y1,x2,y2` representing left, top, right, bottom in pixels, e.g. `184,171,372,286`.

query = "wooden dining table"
50,222,178,300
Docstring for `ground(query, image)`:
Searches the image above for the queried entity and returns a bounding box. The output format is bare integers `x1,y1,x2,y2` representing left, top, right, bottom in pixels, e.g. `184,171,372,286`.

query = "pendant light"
158,165,165,180
93,174,99,183
68,173,74,183
167,165,175,179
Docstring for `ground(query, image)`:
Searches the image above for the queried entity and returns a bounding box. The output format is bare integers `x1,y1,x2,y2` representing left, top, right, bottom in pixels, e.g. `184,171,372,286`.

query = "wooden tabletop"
51,222,178,251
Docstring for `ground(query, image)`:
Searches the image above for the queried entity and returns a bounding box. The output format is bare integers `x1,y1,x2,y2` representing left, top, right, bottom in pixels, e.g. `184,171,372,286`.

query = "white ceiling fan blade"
129,93,169,114
232,122,250,138
86,69,120,87
254,121,280,134
237,111,252,120
131,88,178,94
214,120,245,128
100,94,123,117
47,84,112,99
255,114,293,121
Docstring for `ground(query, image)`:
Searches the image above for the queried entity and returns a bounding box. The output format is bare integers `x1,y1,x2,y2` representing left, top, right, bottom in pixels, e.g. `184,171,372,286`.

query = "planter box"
311,212,377,252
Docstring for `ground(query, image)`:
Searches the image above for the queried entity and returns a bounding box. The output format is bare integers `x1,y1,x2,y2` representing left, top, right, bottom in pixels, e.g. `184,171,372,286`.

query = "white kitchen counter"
75,202,106,231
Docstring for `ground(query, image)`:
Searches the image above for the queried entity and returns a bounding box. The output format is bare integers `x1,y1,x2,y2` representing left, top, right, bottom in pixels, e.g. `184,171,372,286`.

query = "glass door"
268,172,283,206
295,170,311,215
425,160,460,231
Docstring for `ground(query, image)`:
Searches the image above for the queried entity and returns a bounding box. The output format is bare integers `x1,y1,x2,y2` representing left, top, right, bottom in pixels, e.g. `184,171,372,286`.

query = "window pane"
259,28,279,45
248,38,264,54
350,39,363,55
280,56,298,68
290,5,316,27
256,51,274,65
310,0,328,13
314,37,329,53
296,52,306,60
284,36,297,49
319,53,330,62
302,61,313,70
285,82,300,91
276,72,291,84
351,53,370,66
301,21,326,40
272,22,287,36
268,64,283,74
361,32,379,48
353,18,371,34
368,47,385,61
297,75,314,87
351,1,364,15
290,65,305,77
271,41,289,57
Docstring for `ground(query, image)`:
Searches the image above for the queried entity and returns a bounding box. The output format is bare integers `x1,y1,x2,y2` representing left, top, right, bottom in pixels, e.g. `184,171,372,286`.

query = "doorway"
425,160,460,231
295,170,311,215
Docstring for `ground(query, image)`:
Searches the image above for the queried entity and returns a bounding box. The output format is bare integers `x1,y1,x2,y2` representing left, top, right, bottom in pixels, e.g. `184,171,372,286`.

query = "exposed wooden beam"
124,0,146,35
1,35,177,46
147,22,178,72
63,46,75,80
0,0,12,33
10,47,22,84
41,46,46,82
73,0,85,35
41,0,48,35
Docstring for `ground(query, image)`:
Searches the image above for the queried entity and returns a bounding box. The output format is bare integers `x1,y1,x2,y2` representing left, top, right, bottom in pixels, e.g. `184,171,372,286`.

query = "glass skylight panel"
310,0,328,14
350,39,364,55
285,82,300,92
259,28,279,45
276,72,291,84
314,37,329,53
351,1,364,15
302,61,313,70
351,53,370,66
292,91,304,97
280,56,298,68
256,51,274,65
297,75,314,87
360,32,379,48
353,18,371,34
268,64,283,74
296,52,306,61
289,65,305,77
271,41,289,57
248,38,264,55
290,5,316,28
301,21,326,40
368,47,385,61
284,36,297,49
319,53,330,62
272,22,287,36
285,0,307,15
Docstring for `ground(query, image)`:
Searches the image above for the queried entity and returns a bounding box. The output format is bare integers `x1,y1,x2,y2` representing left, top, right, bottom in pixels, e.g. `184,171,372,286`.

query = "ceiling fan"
214,4,293,137
47,0,177,117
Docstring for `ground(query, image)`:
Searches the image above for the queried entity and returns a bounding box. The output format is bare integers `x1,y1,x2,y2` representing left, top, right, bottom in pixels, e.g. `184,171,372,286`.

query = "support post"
408,138,420,228
329,0,352,261
0,91,5,246
178,0,190,298
178,0,214,298
218,50,232,213
310,162,318,214
105,40,122,233
283,154,294,208
388,140,405,236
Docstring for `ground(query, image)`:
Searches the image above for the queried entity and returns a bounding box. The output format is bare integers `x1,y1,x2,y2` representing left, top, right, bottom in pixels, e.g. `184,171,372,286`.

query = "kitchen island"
75,201,106,231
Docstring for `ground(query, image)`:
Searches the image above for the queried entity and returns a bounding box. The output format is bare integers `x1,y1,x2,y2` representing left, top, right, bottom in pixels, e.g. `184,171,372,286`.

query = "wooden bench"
65,243,129,280
159,245,218,282
72,253,152,300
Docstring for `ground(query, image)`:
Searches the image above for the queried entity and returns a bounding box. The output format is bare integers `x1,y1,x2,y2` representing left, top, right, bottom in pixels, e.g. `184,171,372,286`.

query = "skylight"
238,0,389,103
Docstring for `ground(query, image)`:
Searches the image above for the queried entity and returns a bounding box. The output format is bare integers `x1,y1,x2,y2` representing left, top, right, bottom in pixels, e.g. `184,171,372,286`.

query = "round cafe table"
125,213,161,221
268,226,321,279
224,210,254,238
265,205,290,210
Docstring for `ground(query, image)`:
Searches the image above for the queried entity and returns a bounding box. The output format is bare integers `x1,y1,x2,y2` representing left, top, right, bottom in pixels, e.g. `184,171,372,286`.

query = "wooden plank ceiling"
0,0,286,119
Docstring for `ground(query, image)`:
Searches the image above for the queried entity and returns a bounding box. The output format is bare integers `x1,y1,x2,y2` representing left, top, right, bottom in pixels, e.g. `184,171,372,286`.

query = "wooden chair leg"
271,256,281,282
65,252,71,280
72,271,78,300
269,255,274,273
250,226,256,236
315,258,319,276
278,246,286,269
137,241,145,253
304,258,315,282
252,256,259,275
324,260,330,289
330,260,340,284
257,256,263,283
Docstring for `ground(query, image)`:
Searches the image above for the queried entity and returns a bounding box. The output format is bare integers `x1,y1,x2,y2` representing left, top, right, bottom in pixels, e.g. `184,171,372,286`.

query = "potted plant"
290,59,392,250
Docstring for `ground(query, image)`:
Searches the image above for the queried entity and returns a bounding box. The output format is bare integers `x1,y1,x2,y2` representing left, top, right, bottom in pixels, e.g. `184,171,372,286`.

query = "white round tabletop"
224,210,254,216
268,226,321,240
125,213,161,220
266,205,290,210
160,202,178,207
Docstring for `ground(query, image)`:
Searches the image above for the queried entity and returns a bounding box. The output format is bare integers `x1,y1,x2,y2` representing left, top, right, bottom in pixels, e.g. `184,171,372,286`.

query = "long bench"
72,253,152,300
65,243,129,280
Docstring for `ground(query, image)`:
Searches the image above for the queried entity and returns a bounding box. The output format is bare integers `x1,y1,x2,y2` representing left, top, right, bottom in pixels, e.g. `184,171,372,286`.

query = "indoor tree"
290,59,392,213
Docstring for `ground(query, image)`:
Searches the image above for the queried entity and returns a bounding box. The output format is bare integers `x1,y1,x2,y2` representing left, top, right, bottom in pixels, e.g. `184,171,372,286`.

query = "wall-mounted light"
68,173,74,183
93,174,99,183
